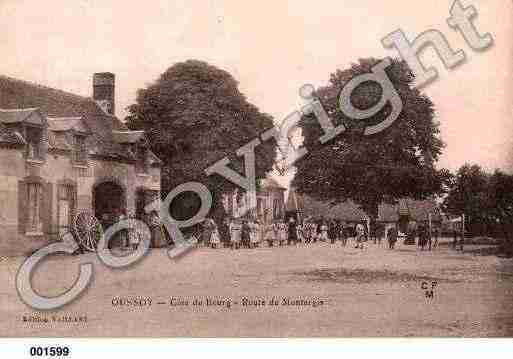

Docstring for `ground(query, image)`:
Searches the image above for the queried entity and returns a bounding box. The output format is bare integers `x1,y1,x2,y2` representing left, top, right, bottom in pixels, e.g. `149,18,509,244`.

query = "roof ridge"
0,107,39,112
0,75,90,102
47,116,83,120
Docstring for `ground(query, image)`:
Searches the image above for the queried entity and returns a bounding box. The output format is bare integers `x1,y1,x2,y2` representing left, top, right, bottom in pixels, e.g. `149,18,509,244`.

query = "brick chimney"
93,72,115,115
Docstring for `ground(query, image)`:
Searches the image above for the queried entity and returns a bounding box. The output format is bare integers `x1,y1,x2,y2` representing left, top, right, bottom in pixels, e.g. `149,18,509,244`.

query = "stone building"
223,178,286,223
0,73,161,255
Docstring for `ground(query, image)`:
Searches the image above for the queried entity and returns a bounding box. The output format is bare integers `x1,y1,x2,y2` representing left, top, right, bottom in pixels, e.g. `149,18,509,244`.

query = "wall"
0,147,161,256
0,148,25,255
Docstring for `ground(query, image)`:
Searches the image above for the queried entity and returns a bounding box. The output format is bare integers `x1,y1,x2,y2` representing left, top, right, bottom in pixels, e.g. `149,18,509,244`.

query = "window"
74,135,87,164
27,182,43,233
57,184,76,236
26,126,43,160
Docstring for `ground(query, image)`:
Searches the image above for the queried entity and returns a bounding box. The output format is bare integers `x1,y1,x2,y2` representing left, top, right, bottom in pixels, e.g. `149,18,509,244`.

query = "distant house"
0,73,161,255
224,177,286,222
287,188,442,231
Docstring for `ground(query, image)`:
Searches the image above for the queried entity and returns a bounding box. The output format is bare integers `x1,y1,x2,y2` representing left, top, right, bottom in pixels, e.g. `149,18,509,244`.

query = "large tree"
444,165,513,254
487,170,513,254
126,60,276,222
443,164,490,234
292,58,449,219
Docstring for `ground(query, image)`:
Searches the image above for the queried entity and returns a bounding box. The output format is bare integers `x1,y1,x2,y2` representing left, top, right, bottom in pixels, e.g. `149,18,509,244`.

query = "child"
329,220,337,244
279,221,287,246
356,222,366,249
271,221,280,247
229,218,242,249
387,226,398,249
209,219,221,249
249,219,260,248
265,222,275,247
287,218,297,245
319,221,329,242
340,222,348,247
128,212,140,250
310,222,318,243
241,220,250,248
297,222,304,243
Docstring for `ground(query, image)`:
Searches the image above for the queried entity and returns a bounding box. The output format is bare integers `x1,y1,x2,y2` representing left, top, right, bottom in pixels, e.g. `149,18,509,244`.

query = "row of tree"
124,58,512,254
443,164,513,250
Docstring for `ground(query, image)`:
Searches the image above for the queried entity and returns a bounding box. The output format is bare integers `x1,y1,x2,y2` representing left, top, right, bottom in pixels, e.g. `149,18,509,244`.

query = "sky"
1,0,512,188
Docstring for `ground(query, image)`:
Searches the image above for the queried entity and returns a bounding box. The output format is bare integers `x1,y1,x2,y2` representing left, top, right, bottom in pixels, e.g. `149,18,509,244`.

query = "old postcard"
0,0,512,339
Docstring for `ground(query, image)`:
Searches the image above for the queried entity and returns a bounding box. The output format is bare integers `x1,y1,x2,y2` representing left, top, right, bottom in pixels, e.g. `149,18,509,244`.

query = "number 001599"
30,346,70,357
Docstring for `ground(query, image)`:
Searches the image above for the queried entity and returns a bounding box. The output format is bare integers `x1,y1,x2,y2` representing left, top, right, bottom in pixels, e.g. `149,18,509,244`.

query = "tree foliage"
443,164,488,220
126,60,276,221
444,164,513,252
292,58,449,218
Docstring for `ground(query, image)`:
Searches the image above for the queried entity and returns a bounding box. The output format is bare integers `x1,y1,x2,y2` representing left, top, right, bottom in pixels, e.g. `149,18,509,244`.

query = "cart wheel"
74,212,103,252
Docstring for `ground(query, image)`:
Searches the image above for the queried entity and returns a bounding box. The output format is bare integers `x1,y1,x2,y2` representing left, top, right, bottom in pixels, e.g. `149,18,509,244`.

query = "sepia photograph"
0,0,512,343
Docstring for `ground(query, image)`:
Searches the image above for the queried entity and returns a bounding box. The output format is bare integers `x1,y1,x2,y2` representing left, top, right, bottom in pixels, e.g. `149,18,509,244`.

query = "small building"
288,189,442,233
0,73,161,255
223,177,286,223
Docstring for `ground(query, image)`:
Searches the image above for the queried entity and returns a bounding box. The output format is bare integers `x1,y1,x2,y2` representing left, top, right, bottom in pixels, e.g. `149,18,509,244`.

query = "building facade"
224,178,286,223
0,73,161,255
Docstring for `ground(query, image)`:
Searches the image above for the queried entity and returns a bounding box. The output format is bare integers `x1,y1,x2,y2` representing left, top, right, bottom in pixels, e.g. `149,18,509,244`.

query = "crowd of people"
98,208,166,250
199,217,413,250
97,209,447,253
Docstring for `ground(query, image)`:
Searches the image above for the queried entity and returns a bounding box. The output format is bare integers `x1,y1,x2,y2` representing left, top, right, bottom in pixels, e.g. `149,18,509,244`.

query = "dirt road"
1,239,512,337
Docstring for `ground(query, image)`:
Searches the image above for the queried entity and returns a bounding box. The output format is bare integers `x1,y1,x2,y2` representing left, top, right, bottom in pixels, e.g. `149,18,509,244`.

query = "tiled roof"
0,75,132,160
260,178,286,191
112,130,145,144
47,117,90,133
296,193,441,222
299,194,368,221
0,108,39,124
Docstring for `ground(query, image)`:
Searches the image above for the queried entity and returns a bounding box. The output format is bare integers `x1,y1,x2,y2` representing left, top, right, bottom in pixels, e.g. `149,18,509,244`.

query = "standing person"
355,221,366,249
220,217,231,248
229,218,242,249
432,226,440,249
315,218,323,243
117,208,128,249
387,226,398,249
460,224,465,252
270,220,280,247
418,224,427,251
127,212,140,250
203,218,216,248
241,220,250,248
426,224,433,250
287,218,298,245
376,223,384,246
249,219,260,248
340,221,348,247
303,221,311,244
265,221,275,247
147,210,162,248
279,220,287,246
209,219,221,249
328,220,337,244
309,221,316,244
369,220,378,244
319,221,329,242
452,228,458,250
296,221,304,244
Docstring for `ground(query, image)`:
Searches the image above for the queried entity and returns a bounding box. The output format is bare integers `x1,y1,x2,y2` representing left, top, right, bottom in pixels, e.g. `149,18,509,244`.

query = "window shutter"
18,180,27,234
42,181,53,237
